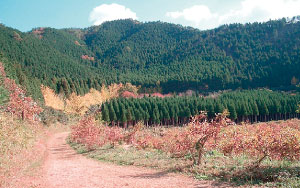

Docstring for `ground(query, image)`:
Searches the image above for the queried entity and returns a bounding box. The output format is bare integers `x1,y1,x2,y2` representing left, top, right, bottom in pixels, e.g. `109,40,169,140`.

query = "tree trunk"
22,110,25,121
197,145,204,165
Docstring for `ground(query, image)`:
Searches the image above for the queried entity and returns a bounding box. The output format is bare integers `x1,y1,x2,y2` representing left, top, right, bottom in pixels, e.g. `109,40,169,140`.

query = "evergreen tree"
102,104,110,122
108,103,117,125
228,103,237,120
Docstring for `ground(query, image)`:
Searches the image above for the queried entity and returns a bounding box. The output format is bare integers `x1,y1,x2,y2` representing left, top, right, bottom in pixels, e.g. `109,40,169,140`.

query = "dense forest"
1,18,300,100
100,90,300,127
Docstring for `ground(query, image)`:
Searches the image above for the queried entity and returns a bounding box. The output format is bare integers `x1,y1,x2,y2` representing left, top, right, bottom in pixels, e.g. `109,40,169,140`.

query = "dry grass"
0,113,70,188
0,113,41,187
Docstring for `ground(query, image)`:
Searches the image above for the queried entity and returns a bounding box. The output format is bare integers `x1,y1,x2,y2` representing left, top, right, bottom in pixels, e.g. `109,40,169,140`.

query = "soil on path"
43,132,229,188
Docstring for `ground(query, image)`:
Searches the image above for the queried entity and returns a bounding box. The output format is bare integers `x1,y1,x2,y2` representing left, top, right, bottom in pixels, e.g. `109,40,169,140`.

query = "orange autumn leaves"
218,122,300,165
70,113,300,167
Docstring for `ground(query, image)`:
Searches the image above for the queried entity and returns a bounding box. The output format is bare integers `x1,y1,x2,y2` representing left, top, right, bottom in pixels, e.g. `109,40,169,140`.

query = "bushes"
149,112,230,165
70,112,231,164
218,123,300,167
70,113,300,170
70,116,124,149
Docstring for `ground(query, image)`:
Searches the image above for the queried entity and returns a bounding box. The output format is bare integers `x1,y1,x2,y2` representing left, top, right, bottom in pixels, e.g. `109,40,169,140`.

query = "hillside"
1,18,300,99
1,17,300,188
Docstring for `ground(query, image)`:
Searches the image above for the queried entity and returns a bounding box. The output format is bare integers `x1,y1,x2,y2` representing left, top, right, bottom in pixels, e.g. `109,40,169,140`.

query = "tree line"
101,90,300,127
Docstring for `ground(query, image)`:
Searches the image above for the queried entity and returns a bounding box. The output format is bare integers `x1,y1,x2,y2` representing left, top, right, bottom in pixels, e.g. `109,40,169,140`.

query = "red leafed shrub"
70,116,124,149
71,112,300,168
159,112,230,165
81,55,95,61
70,112,231,165
104,126,124,146
70,116,102,149
0,62,42,122
131,112,230,165
133,129,164,150
218,123,300,167
283,119,300,131
160,128,193,156
151,93,165,98
121,91,138,98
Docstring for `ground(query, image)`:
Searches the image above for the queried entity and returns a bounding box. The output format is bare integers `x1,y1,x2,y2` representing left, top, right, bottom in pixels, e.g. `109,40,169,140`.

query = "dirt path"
43,132,229,188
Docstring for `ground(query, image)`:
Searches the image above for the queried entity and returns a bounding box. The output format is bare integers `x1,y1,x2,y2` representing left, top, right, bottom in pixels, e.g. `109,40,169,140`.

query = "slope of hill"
1,18,300,100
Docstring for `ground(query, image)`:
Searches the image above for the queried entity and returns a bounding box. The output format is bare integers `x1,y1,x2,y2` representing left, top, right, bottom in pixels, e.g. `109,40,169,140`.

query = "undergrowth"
0,113,41,187
69,117,300,187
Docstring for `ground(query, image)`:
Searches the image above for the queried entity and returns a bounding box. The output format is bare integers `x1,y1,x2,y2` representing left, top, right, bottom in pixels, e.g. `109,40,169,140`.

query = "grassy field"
69,129,300,188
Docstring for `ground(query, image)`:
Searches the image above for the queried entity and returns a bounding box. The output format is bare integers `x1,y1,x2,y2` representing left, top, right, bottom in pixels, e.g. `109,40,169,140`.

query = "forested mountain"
1,18,300,99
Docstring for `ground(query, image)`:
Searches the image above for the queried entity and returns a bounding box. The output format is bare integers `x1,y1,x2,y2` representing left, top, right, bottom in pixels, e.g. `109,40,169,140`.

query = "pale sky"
0,0,300,31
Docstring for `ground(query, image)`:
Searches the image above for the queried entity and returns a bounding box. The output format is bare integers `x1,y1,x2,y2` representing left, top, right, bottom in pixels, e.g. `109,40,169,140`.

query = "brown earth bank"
9,131,232,188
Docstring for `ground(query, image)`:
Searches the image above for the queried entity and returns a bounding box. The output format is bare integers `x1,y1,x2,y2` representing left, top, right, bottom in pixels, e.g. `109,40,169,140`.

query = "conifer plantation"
101,90,300,126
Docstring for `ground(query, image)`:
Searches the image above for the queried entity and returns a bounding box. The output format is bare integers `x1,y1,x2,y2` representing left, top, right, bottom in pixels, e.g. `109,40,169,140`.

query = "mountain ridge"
0,18,300,100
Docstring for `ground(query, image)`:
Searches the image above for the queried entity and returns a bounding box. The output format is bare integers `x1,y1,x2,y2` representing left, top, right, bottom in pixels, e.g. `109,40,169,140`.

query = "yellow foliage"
65,88,104,115
120,83,139,94
108,83,123,98
42,85,115,115
42,83,139,115
41,85,65,111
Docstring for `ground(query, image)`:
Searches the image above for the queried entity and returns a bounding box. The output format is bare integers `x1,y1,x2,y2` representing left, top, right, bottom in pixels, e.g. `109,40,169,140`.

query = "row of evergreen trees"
101,90,300,127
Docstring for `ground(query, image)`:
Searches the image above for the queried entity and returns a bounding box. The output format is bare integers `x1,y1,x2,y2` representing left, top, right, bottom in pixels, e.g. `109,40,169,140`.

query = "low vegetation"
69,113,300,187
0,62,44,187
0,113,44,187
0,61,68,187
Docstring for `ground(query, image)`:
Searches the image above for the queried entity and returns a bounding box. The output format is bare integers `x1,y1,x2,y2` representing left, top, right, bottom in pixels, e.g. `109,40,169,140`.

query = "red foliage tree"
121,91,138,98
0,62,42,122
161,112,230,164
81,55,95,61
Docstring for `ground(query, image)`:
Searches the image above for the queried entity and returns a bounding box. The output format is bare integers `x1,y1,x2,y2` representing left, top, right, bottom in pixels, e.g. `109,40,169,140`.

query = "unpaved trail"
43,132,229,188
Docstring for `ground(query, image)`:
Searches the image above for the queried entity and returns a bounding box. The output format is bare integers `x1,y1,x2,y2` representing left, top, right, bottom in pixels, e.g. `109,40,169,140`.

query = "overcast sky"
1,0,300,31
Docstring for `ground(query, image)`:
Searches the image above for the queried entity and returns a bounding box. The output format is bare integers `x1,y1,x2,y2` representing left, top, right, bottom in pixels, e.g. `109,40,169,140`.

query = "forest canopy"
0,18,300,99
